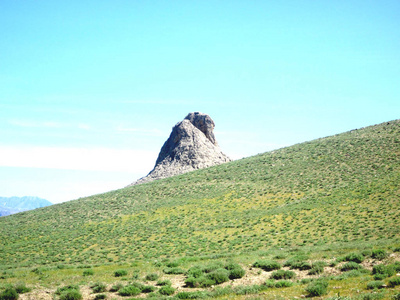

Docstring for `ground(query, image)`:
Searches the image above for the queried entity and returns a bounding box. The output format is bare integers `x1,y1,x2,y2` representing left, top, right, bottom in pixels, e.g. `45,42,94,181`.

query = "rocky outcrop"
131,112,231,185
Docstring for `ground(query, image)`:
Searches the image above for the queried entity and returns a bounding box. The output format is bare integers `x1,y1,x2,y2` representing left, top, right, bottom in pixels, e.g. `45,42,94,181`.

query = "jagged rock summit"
132,112,231,185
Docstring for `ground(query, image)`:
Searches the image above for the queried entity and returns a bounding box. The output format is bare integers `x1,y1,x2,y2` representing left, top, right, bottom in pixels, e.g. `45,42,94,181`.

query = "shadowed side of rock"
131,112,231,185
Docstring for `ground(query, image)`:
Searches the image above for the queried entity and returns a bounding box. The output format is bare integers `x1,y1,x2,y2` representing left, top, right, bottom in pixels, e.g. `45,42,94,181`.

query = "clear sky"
1,1,399,204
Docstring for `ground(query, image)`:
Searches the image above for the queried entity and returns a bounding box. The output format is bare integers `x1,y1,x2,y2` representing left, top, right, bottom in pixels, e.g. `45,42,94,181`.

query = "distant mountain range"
0,196,52,217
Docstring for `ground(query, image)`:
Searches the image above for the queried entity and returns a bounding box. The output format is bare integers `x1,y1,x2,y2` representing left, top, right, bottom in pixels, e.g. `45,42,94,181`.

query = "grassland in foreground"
0,119,399,299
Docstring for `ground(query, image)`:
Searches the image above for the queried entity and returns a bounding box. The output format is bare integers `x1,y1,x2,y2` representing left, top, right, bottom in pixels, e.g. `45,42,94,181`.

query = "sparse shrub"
185,276,215,288
373,273,386,280
31,267,44,275
0,288,18,300
344,252,364,263
388,276,400,287
55,285,80,295
202,262,224,273
270,269,295,280
14,283,31,294
371,249,388,260
372,264,395,279
264,279,276,287
367,280,385,290
300,278,313,284
159,285,175,296
145,273,159,281
83,269,94,276
166,261,180,267
362,249,373,257
157,279,172,286
293,261,312,270
187,266,203,278
118,285,141,296
142,285,156,293
234,284,261,295
59,290,83,300
109,283,123,292
253,260,281,271
177,291,210,299
305,280,328,297
341,262,362,271
361,292,384,300
94,295,106,300
393,293,400,300
284,255,309,268
228,266,245,279
207,268,229,284
335,269,369,280
308,262,326,275
91,282,106,293
274,280,294,288
114,269,127,277
211,286,232,297
163,267,185,274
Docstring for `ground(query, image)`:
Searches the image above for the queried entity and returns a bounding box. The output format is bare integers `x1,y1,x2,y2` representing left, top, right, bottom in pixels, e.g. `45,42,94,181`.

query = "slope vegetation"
0,120,399,299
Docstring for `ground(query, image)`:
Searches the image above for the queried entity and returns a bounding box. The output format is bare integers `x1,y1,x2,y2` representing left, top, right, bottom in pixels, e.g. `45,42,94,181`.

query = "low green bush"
118,285,141,296
253,260,281,271
145,273,159,281
228,267,245,279
185,276,215,288
91,282,106,293
159,285,175,296
341,262,362,271
166,261,180,267
164,267,185,274
270,269,296,280
344,252,364,263
14,283,31,294
55,285,80,295
109,283,123,292
157,279,172,286
284,255,309,268
393,293,400,300
371,249,387,260
366,280,385,290
207,268,229,284
306,280,328,297
211,287,232,297
388,277,400,287
293,261,312,270
234,284,261,295
59,290,83,300
94,295,106,300
335,269,369,280
177,291,210,299
142,285,156,293
372,264,395,279
308,264,325,275
114,269,127,277
82,269,94,276
274,280,294,288
361,292,385,300
0,288,18,300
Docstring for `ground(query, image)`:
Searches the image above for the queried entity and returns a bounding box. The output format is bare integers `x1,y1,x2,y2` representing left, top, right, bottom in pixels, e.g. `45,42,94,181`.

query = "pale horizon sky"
1,1,399,203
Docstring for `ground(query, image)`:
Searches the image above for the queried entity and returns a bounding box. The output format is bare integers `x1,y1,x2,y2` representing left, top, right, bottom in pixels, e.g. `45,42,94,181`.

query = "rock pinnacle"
131,112,231,185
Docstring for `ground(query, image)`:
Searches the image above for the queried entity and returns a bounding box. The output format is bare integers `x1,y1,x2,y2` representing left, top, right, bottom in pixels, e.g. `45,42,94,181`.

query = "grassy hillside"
1,119,400,299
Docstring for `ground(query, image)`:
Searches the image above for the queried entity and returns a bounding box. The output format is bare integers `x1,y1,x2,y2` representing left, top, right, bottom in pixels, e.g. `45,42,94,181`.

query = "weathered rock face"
132,112,231,185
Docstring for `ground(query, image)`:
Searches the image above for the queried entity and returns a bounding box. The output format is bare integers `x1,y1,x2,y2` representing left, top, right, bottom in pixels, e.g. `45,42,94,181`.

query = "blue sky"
1,1,399,203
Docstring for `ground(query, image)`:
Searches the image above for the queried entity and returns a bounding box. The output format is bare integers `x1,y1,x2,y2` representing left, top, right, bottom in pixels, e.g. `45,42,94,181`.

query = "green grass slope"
1,120,400,299
1,120,399,267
